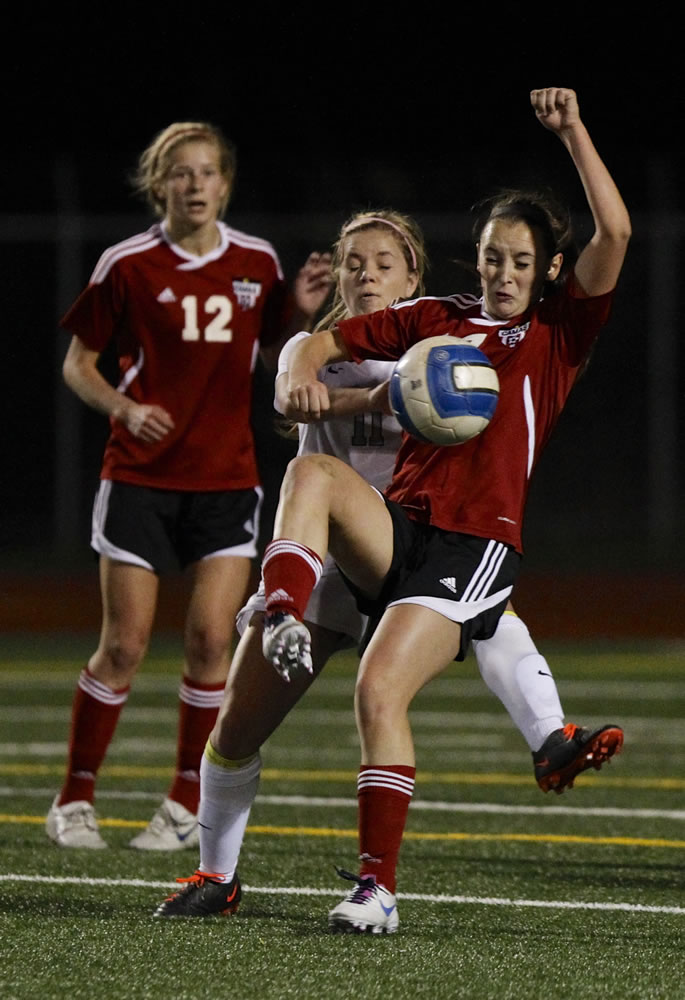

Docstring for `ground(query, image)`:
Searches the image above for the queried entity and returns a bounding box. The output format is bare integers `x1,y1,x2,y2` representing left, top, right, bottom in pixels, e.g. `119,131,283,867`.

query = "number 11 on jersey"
352,412,385,447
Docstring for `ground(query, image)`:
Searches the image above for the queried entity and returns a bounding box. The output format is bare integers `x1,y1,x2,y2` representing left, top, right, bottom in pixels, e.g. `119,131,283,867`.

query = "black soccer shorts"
344,498,521,661
91,480,263,573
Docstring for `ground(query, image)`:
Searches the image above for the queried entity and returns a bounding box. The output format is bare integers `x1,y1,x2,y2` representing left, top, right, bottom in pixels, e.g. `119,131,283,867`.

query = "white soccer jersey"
277,331,402,492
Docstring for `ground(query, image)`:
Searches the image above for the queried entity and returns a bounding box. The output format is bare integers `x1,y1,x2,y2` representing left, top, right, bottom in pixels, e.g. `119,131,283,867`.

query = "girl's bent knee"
284,454,345,490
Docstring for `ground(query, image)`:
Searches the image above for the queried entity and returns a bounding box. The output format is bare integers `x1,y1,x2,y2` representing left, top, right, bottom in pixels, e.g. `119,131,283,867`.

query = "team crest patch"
498,322,530,348
232,278,262,310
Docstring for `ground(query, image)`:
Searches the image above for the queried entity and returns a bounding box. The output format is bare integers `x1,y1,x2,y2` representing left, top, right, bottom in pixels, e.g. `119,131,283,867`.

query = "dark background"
2,12,683,634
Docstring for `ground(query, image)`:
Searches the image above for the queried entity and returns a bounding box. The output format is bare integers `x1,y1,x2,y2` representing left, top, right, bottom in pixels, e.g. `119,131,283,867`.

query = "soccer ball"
389,335,499,446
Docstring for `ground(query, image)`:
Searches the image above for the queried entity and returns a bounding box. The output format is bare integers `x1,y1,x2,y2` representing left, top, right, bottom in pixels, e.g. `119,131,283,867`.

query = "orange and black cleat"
153,870,242,918
533,723,624,795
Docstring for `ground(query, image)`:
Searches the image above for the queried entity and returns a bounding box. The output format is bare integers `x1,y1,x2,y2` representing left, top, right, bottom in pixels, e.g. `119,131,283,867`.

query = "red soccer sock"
357,764,416,894
261,539,323,620
167,678,225,814
58,667,130,806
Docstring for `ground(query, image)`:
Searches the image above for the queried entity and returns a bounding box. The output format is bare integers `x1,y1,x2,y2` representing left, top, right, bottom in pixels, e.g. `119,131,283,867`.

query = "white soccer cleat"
46,795,108,849
262,612,313,682
129,797,200,851
328,869,399,934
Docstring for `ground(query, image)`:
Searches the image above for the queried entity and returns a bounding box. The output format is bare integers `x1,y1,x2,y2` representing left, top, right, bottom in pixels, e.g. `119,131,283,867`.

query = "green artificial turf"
2,637,685,999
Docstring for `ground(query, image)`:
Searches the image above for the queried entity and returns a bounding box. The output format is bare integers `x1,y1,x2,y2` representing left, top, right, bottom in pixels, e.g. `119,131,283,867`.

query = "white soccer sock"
197,745,262,882
473,613,564,751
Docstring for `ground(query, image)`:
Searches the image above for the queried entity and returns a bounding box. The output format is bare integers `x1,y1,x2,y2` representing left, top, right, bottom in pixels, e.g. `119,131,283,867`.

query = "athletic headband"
342,216,418,272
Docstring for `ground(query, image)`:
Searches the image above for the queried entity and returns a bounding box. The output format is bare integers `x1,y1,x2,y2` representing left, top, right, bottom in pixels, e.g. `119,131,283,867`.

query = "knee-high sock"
58,667,129,805
473,612,564,751
357,765,416,894
168,678,225,814
262,539,322,619
197,742,262,882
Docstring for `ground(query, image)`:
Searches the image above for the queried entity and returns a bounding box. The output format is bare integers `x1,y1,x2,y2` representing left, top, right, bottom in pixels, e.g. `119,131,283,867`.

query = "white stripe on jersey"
89,220,283,284
390,292,504,327
90,228,164,285
357,769,415,798
178,681,224,709
221,223,284,280
447,292,482,309
391,293,463,312
523,374,535,479
77,668,129,705
117,347,145,393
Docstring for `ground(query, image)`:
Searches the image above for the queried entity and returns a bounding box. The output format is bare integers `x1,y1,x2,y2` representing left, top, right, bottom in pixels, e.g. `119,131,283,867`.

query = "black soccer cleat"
533,723,624,794
153,870,242,918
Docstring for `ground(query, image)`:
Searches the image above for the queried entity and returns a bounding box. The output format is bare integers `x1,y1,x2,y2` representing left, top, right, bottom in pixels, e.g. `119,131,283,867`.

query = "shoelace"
162,870,223,901
562,722,582,742
175,870,223,887
335,867,377,902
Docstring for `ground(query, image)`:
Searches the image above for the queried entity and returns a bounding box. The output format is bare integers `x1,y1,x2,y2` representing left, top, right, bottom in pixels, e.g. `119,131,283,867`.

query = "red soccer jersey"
337,278,614,552
61,221,289,490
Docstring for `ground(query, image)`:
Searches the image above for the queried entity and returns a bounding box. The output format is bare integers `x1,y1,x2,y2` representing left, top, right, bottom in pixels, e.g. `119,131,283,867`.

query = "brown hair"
472,187,577,293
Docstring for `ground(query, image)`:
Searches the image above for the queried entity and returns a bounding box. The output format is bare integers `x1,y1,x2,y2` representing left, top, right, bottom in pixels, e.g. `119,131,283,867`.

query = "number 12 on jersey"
181,295,233,342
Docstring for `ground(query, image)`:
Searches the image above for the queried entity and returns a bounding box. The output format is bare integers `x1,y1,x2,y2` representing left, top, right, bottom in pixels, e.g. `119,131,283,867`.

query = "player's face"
162,141,229,232
477,218,560,321
339,229,418,317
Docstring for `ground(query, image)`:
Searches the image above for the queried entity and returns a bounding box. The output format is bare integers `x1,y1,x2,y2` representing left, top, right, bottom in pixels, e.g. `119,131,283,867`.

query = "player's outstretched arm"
275,350,391,423
531,87,631,297
326,380,392,417
285,328,351,421
63,336,174,443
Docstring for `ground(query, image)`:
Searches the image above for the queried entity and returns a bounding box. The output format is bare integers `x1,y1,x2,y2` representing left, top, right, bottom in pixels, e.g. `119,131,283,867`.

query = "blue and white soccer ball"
389,335,499,446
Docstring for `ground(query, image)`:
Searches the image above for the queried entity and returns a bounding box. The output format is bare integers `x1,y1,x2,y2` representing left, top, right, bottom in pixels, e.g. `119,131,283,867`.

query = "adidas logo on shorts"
439,577,458,593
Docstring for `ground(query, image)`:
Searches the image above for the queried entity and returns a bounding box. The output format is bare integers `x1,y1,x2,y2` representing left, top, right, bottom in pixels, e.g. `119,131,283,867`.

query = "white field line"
0,743,560,765
3,786,685,821
1,707,684,736
0,708,178,723
3,673,685,701
1,742,682,767
1,873,684,916
1,718,685,761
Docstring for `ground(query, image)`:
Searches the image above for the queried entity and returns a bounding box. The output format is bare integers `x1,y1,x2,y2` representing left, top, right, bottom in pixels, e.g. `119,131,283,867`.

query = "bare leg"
355,604,462,764
212,617,343,758
89,558,158,687
272,455,394,595
330,605,463,914
183,555,252,684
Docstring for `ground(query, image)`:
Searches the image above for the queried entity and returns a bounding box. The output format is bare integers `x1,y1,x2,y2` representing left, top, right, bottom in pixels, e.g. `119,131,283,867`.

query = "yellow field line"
1,762,683,790
4,814,685,850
